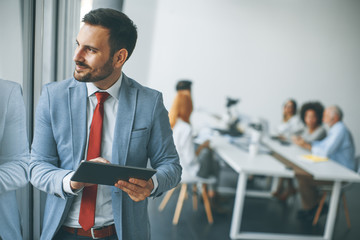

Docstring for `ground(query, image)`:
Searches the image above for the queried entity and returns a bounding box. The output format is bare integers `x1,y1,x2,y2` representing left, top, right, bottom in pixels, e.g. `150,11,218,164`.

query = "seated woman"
276,99,303,140
293,101,326,147
273,99,303,200
169,82,219,197
273,101,327,201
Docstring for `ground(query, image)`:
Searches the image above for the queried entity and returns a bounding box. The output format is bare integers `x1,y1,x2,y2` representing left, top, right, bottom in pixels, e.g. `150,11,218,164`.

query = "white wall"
0,0,23,86
124,0,360,154
122,0,158,85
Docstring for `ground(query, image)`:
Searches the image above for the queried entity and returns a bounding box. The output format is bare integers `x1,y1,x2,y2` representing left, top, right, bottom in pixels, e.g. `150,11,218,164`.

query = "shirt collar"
86,73,123,100
330,121,342,131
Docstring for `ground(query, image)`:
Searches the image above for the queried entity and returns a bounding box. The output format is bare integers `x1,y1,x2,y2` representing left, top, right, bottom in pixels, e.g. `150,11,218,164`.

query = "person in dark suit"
0,79,29,240
30,9,181,240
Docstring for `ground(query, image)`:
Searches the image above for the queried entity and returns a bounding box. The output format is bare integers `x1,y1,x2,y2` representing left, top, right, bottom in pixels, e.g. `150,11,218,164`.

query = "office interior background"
0,0,359,239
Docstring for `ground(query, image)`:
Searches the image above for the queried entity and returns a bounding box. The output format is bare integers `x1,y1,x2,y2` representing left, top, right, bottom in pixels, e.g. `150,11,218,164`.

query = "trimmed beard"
74,57,114,83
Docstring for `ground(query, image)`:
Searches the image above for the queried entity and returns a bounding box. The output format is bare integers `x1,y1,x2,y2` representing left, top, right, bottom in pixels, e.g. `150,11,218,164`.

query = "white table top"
211,136,294,178
262,137,360,182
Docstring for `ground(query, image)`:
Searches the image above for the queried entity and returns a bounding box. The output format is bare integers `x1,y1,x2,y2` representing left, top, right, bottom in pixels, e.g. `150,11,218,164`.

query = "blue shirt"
312,121,355,170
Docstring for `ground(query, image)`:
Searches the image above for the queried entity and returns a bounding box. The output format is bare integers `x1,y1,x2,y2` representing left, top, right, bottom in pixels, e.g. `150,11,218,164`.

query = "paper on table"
299,154,328,163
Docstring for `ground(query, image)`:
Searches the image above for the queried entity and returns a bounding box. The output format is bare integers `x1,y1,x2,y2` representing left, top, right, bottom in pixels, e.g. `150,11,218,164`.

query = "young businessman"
30,8,181,240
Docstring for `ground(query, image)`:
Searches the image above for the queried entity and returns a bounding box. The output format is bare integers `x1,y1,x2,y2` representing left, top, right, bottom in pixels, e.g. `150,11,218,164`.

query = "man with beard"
30,8,181,240
295,105,355,221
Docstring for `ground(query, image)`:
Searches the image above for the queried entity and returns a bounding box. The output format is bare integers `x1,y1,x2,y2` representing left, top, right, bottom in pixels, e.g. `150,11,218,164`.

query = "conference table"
210,135,360,240
210,136,294,240
263,137,360,240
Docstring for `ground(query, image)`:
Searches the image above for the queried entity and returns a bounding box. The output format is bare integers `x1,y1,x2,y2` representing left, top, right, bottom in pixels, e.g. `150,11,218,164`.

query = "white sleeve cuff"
63,171,83,195
150,174,158,195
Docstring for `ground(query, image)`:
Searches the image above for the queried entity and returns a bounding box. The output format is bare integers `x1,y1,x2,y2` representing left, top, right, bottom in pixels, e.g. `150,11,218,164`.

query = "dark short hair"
176,80,192,91
300,101,324,126
83,8,137,61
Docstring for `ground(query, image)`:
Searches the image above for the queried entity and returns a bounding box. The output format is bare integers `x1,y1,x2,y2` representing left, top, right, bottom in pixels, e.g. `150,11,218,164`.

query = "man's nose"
73,47,84,62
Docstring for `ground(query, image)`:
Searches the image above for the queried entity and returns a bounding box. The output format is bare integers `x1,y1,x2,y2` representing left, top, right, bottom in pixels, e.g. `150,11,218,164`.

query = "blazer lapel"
69,81,87,169
112,76,137,165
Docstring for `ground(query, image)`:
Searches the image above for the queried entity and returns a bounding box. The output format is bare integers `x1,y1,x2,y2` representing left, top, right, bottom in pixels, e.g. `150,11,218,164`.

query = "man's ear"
113,48,128,68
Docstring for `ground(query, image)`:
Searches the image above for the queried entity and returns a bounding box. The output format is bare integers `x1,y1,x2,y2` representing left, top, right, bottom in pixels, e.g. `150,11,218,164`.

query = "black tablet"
71,161,157,186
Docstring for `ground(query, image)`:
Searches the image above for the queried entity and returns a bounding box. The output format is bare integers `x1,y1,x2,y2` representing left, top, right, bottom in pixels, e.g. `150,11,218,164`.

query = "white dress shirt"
62,75,157,228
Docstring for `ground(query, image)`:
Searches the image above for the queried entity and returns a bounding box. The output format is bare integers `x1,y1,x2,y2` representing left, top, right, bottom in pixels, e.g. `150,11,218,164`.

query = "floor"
148,167,360,240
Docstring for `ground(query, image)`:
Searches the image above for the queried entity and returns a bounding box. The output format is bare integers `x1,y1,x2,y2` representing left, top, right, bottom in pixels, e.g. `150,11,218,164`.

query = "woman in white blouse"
277,99,304,139
273,99,303,200
169,86,218,196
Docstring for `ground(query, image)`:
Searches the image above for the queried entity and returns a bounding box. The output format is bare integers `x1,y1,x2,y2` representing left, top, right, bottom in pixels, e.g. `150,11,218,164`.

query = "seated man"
296,105,355,220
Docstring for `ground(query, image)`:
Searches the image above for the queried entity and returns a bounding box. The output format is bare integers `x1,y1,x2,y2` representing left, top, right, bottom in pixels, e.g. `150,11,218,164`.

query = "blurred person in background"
169,80,219,199
296,105,355,220
272,99,303,200
295,105,354,168
0,79,29,240
276,99,303,139
293,101,326,147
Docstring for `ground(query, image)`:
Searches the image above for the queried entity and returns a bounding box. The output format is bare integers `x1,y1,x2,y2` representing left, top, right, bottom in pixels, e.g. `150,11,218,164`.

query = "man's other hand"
115,178,154,202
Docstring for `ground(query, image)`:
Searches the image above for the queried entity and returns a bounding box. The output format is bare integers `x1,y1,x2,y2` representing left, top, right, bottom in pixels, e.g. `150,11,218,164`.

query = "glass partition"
0,0,33,239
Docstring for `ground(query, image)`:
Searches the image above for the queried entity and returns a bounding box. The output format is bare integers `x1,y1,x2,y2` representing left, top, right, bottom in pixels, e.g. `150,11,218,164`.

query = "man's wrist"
63,172,83,195
150,175,158,195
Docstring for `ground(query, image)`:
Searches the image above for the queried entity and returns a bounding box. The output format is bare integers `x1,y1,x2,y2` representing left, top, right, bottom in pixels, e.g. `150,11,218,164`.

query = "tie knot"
95,92,110,104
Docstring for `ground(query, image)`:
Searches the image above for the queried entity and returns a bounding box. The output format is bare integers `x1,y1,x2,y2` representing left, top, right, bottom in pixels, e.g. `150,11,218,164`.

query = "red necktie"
79,92,109,231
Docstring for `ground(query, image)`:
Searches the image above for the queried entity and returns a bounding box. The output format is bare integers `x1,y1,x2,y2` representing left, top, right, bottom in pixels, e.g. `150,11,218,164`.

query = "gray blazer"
0,79,29,240
30,75,181,240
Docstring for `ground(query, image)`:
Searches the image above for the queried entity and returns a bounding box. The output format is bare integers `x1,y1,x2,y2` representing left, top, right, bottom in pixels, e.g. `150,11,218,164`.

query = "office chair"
312,156,360,227
158,175,216,225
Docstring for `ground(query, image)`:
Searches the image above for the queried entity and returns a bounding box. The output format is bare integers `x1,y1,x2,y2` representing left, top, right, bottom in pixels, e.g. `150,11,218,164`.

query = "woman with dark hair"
276,99,303,139
273,101,327,201
273,100,323,201
273,99,303,200
293,102,326,145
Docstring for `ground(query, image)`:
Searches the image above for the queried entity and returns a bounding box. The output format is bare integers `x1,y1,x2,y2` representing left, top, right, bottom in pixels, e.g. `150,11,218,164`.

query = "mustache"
75,61,90,68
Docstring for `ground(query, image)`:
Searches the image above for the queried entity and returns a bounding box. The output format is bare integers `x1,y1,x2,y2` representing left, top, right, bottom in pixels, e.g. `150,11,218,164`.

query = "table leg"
230,173,247,239
323,181,341,240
